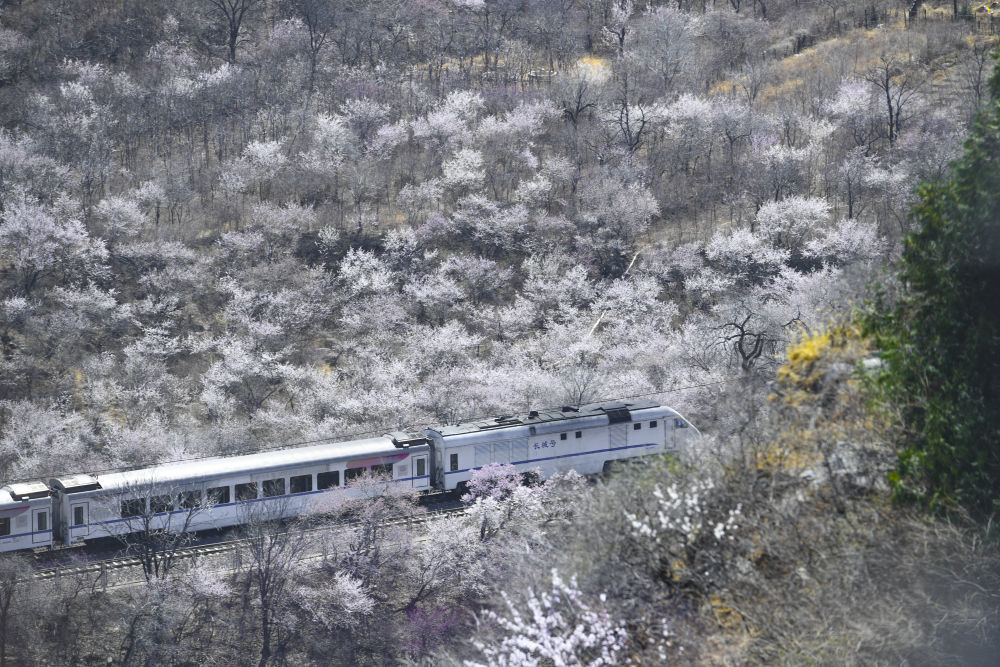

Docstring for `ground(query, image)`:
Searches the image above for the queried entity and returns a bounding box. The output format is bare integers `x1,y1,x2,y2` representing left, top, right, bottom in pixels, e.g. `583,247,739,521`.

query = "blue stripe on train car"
444,441,660,475
0,528,53,540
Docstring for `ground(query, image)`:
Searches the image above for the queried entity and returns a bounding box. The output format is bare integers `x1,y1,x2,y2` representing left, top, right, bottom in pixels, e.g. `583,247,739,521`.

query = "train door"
69,501,89,539
412,455,429,489
31,507,49,544
666,417,687,452
492,441,510,464
49,494,64,544
609,423,627,450
512,437,528,464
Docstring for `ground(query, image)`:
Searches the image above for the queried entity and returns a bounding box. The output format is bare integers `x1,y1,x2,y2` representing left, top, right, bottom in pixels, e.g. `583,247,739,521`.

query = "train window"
290,475,312,494
416,458,426,477
633,423,642,430
450,453,458,472
151,495,173,514
649,421,657,428
0,518,8,536
178,491,201,510
37,512,47,532
575,431,582,438
120,498,146,518
370,463,393,479
560,433,567,440
73,506,85,526
262,478,285,497
207,486,230,505
674,418,687,428
345,467,365,483
235,482,258,501
317,471,340,489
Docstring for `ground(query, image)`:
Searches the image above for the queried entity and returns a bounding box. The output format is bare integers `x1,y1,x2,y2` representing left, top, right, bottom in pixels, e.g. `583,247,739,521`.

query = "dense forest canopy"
0,0,997,663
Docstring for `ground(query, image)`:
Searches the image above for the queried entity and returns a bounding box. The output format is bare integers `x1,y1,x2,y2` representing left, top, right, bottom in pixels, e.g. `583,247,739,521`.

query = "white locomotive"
0,399,699,553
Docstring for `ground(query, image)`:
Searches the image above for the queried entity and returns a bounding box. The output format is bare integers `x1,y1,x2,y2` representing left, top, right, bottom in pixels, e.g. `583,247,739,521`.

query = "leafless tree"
864,53,925,145
235,498,310,667
610,64,649,154
717,309,801,374
100,480,207,582
0,555,31,667
558,354,603,407
738,58,773,108
959,37,997,112
313,471,423,586
285,0,337,94
204,0,264,64
560,76,600,127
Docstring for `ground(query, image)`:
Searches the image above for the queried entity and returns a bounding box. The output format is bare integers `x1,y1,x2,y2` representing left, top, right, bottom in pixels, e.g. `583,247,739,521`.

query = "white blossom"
624,479,741,545
469,569,628,667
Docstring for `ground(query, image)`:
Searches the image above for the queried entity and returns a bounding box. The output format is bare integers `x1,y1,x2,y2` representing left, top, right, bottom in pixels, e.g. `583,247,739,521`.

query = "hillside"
0,0,996,663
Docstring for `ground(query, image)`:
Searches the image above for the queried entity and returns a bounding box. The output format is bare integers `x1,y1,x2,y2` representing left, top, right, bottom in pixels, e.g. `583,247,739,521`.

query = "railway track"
33,499,468,584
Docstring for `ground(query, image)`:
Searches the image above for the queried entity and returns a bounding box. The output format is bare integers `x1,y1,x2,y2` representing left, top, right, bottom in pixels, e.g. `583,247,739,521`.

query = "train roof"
3,481,51,500
0,489,20,508
433,399,667,437
53,435,427,495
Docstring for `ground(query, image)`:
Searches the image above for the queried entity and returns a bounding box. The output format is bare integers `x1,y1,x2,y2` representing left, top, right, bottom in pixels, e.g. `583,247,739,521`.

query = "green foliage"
868,51,1000,517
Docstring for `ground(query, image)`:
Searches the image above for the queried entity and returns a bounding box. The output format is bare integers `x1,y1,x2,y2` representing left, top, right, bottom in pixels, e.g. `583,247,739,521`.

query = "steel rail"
33,503,468,581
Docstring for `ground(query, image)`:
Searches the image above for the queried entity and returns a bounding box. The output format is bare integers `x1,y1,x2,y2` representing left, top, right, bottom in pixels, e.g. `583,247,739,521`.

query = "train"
0,399,699,553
